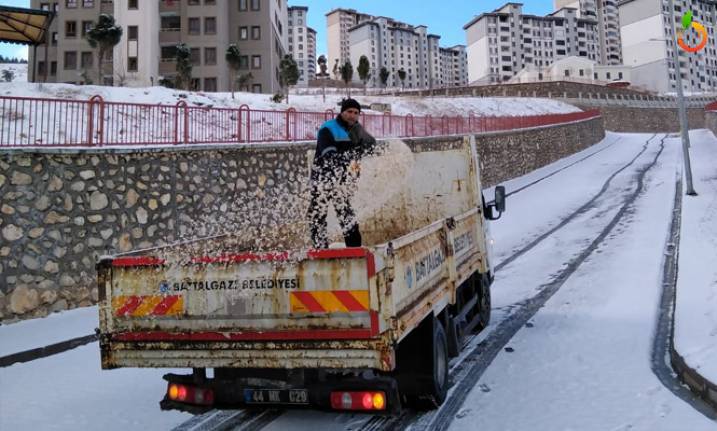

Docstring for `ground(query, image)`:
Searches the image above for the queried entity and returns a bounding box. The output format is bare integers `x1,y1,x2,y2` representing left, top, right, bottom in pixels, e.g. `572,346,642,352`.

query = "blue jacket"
314,115,377,166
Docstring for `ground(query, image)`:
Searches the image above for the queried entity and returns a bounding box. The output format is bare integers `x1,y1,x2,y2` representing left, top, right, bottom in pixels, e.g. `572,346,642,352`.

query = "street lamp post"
667,0,697,195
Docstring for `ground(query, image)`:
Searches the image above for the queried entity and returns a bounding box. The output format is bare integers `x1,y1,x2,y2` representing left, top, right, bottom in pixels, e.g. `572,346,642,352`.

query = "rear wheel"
396,315,449,410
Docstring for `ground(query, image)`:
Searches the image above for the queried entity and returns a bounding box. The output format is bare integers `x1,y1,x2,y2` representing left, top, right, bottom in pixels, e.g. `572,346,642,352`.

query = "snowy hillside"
0,63,28,83
0,81,581,117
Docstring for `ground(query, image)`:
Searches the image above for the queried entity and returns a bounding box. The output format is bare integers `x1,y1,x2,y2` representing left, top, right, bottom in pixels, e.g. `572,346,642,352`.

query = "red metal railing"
0,94,601,148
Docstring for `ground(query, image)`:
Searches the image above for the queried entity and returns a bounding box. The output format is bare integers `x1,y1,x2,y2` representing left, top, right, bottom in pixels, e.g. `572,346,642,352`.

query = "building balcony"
159,0,180,13
159,60,177,75
159,29,181,43
100,0,113,14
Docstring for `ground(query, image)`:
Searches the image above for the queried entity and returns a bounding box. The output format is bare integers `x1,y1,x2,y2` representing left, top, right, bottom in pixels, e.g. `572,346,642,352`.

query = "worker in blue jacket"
308,98,379,249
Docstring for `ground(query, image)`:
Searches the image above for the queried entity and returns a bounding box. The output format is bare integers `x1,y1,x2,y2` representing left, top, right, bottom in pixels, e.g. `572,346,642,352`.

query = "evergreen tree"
85,14,123,85
357,55,371,94
379,67,390,89
279,54,299,103
225,44,241,99
174,43,193,91
398,68,407,90
2,69,15,82
340,60,353,97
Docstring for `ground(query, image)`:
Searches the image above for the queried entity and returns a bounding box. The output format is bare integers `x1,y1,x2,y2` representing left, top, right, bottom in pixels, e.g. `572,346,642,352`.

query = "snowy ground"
0,80,580,117
2,131,716,430
674,129,717,385
447,132,714,431
0,305,97,357
0,63,27,83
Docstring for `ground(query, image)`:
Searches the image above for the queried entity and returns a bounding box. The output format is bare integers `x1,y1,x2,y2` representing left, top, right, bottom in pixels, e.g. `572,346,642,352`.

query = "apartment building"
30,0,114,85
464,2,600,84
287,6,316,87
619,0,717,93
336,9,468,89
439,45,469,87
29,0,288,94
325,8,373,70
555,0,622,65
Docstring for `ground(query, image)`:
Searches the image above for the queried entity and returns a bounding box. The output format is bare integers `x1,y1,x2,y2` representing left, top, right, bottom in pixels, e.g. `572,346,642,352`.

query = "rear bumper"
159,372,403,414
101,338,396,371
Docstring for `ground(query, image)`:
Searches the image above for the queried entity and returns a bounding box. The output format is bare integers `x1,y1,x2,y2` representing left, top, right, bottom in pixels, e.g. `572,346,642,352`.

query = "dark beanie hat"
340,98,361,113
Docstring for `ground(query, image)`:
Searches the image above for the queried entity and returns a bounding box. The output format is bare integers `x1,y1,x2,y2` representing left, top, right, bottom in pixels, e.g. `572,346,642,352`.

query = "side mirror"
494,186,506,213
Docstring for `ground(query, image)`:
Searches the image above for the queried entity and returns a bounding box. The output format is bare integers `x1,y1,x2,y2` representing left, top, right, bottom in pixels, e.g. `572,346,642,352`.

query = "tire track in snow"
486,133,622,205
652,177,717,420
390,135,667,431
495,133,657,273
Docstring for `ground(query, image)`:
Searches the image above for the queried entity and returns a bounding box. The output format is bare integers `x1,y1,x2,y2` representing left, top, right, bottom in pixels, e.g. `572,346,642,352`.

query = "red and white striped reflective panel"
112,295,183,317
290,290,369,313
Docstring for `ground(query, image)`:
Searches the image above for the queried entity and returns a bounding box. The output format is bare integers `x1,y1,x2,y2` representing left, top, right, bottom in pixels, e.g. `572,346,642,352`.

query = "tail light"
330,391,386,411
167,383,214,406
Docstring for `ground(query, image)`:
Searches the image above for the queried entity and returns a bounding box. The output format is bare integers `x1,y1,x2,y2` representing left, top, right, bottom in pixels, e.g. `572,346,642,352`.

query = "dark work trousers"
308,163,362,249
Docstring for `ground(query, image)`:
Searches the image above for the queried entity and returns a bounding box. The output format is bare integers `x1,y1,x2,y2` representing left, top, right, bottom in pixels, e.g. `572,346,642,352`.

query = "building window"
161,46,178,61
205,17,216,35
251,0,260,11
239,55,249,69
161,16,180,31
82,0,94,7
204,77,217,92
51,32,57,46
37,61,46,75
205,47,217,65
128,0,137,9
252,55,261,69
66,0,77,8
81,51,93,68
128,57,138,71
239,0,247,11
188,0,199,4
190,47,201,65
188,18,200,35
128,25,138,40
64,51,77,69
252,83,262,93
251,26,261,40
51,61,57,75
239,26,248,40
80,20,93,37
65,21,77,38
190,78,200,90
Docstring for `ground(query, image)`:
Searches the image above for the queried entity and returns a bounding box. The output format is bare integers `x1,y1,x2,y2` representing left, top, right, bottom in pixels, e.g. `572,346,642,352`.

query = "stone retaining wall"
0,116,603,322
574,106,707,133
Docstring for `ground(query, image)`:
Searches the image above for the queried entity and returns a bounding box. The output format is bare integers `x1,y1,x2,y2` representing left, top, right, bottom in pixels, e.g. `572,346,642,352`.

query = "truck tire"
397,316,449,410
475,274,491,331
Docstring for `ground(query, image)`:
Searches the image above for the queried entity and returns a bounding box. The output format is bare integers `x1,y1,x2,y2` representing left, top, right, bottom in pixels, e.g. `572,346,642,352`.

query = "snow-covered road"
446,133,714,431
1,132,715,431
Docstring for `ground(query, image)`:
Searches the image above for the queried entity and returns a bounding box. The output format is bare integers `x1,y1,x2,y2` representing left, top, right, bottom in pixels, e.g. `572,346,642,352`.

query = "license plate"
244,388,309,405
